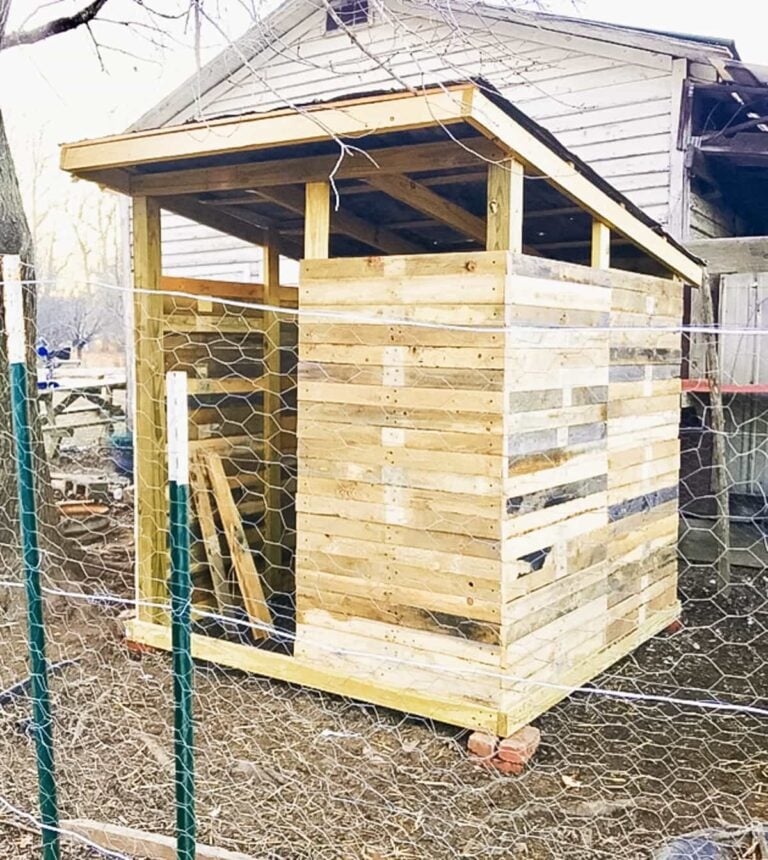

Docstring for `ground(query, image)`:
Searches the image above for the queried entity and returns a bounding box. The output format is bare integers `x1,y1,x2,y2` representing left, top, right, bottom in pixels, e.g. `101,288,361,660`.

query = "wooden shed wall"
294,253,506,716
499,258,682,728
290,252,683,733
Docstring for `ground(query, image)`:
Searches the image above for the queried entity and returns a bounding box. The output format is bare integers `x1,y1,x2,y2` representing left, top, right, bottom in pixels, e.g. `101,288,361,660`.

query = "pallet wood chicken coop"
61,82,703,736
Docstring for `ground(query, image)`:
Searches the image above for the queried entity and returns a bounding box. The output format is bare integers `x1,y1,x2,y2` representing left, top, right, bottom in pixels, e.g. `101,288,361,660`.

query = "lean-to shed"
61,82,703,735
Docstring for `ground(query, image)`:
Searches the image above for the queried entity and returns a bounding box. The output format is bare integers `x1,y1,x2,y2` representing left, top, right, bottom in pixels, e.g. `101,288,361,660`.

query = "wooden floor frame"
126,603,679,736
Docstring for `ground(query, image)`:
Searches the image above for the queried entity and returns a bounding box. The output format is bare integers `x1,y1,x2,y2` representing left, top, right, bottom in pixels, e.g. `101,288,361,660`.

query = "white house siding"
160,212,264,282
153,3,681,278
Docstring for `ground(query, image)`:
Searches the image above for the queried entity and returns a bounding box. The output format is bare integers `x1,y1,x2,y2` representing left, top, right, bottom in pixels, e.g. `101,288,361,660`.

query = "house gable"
121,1,736,281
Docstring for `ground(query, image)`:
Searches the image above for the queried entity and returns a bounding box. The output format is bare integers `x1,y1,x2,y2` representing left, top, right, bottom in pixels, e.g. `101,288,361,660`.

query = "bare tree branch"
0,0,111,51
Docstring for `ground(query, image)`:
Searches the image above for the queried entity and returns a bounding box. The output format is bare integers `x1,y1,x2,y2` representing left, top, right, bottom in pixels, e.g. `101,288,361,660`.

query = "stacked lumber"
160,277,298,625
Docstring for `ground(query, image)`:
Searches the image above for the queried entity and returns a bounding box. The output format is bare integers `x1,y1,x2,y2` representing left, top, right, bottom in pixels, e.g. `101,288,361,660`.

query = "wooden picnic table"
38,368,127,458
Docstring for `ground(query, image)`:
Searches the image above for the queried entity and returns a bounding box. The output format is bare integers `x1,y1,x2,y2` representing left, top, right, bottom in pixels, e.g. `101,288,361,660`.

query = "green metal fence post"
166,370,195,860
3,255,60,860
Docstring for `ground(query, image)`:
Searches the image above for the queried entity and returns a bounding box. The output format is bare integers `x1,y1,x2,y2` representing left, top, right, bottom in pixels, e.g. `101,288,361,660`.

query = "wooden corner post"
304,181,330,259
262,233,287,593
486,159,524,252
133,196,169,624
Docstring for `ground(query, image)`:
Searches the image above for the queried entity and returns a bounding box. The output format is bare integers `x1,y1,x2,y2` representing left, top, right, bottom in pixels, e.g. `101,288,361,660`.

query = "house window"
326,0,369,31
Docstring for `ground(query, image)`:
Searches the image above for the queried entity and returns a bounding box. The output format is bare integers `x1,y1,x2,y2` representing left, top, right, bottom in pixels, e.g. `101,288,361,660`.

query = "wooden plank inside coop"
202,451,272,634
187,377,268,395
189,454,237,617
161,275,298,307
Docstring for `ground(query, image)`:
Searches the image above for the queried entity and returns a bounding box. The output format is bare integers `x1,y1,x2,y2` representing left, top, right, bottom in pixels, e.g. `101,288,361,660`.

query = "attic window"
326,0,369,31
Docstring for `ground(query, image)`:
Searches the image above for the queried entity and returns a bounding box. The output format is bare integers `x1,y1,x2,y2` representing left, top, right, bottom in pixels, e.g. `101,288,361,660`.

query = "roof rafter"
365,173,486,244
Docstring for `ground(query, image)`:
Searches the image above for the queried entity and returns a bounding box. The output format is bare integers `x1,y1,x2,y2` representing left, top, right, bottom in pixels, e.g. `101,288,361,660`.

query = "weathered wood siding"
292,251,682,733
689,189,746,240
499,257,682,731
161,212,264,282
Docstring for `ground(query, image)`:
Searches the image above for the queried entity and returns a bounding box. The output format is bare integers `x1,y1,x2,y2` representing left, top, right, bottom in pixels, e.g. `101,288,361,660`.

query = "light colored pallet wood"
133,197,168,625
298,572,500,625
497,604,680,736
126,619,501,733
61,819,256,860
298,380,504,413
299,455,502,496
189,454,238,616
202,452,272,633
296,549,501,606
299,342,506,370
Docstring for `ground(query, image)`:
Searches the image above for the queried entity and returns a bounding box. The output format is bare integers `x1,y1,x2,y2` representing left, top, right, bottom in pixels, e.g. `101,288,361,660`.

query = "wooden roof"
60,81,703,284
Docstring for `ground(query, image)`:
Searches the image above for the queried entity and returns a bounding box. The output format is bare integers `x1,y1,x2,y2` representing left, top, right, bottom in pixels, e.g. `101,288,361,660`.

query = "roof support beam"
255,185,424,254
365,173,486,243
467,89,702,284
304,182,330,260
486,159,524,252
124,138,503,198
591,220,611,269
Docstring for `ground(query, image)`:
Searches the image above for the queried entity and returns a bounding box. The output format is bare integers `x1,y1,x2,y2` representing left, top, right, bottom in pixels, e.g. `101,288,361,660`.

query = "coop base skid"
126,606,679,736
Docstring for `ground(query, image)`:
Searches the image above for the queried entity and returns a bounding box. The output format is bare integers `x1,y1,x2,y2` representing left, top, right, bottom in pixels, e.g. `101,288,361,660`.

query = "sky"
566,0,764,64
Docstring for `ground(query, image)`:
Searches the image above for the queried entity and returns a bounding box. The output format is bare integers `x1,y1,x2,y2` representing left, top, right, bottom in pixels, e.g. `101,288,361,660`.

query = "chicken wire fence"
0,274,765,860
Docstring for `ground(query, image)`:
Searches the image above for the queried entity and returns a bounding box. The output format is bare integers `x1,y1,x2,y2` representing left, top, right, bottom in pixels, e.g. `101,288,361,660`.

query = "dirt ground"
0,497,766,859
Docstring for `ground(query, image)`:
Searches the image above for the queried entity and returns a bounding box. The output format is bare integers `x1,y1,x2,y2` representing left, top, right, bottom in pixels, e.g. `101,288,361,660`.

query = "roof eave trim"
466,89,702,285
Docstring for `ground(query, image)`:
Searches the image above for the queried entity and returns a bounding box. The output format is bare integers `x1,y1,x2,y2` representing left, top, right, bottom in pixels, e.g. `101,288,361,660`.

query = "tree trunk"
0,109,62,582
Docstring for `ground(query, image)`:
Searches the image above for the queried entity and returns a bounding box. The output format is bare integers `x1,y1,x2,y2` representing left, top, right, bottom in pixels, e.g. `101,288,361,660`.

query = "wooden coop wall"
294,251,683,735
295,253,508,722
135,271,298,626
499,256,683,730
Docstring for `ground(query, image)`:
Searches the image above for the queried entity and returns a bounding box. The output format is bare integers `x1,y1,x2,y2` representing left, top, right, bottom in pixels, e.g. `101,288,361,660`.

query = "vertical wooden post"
262,233,285,593
133,196,168,624
486,159,524,253
591,220,611,269
304,181,330,259
700,272,731,592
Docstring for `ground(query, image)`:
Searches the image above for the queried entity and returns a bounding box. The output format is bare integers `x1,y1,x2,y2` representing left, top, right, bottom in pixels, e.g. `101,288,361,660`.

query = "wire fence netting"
0,276,766,860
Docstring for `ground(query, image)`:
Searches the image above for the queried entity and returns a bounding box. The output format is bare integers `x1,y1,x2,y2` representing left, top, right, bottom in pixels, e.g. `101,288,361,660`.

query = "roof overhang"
61,82,703,285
